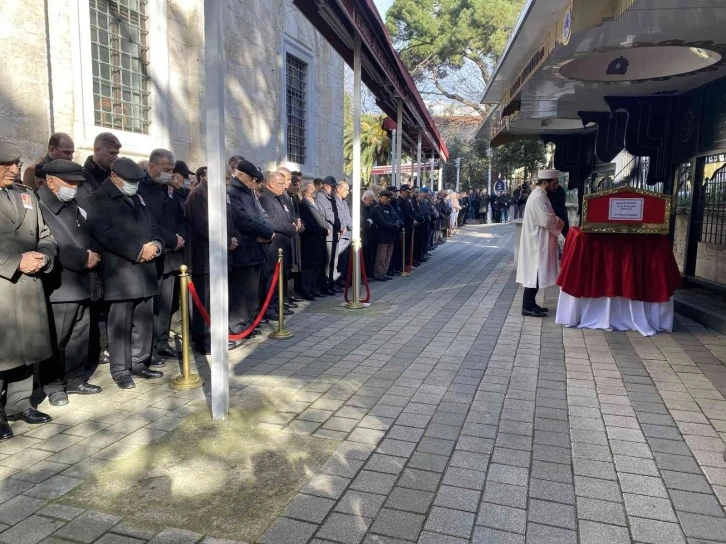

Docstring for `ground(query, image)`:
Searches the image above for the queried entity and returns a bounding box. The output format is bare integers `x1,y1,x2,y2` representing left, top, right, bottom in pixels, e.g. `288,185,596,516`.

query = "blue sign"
494,180,506,192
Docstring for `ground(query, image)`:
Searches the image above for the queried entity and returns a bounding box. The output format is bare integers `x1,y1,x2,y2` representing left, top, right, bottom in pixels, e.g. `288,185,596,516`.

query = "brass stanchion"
171,265,203,391
269,249,294,339
345,240,365,309
400,228,409,277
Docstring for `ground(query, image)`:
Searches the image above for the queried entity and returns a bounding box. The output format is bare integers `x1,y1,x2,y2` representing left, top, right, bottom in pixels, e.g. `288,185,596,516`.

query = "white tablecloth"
556,292,674,337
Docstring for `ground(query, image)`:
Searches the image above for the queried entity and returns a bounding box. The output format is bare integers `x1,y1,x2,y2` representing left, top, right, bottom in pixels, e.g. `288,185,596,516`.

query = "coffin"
581,186,671,234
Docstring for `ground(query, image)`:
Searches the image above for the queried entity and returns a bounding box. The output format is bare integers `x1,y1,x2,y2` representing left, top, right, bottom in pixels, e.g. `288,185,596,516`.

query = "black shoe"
157,347,181,358
302,293,316,301
195,344,212,355
535,304,550,313
0,415,12,441
290,295,303,303
8,408,52,424
282,308,294,316
413,261,422,267
115,375,136,389
98,350,111,365
67,382,102,395
284,302,299,309
312,290,326,297
48,391,69,407
326,288,338,296
522,308,547,318
386,273,395,278
150,352,166,368
229,339,243,350
132,368,164,379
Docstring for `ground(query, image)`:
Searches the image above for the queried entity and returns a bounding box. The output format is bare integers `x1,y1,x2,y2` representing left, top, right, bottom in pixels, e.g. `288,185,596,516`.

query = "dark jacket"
436,198,451,228
184,180,238,275
299,197,328,268
390,198,405,228
401,196,422,229
86,178,163,301
226,179,273,267
336,195,352,242
78,156,108,211
371,202,400,244
362,201,376,247
37,185,93,303
315,189,340,242
548,185,570,236
0,183,57,369
259,188,296,270
137,173,187,275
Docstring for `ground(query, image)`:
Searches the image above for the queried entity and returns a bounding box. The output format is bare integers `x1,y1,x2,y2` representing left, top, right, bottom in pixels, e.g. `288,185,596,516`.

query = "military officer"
0,140,56,439
38,160,103,406
86,158,165,389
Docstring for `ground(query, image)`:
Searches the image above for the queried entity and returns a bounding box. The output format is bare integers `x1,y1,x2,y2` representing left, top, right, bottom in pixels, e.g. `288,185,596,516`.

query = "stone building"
0,0,345,177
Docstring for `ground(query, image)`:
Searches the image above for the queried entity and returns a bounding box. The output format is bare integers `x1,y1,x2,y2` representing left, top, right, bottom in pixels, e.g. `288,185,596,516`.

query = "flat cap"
174,160,193,177
42,160,85,182
111,157,145,182
0,140,22,163
387,186,400,192
399,184,411,191
236,159,264,182
380,189,393,197
323,176,338,187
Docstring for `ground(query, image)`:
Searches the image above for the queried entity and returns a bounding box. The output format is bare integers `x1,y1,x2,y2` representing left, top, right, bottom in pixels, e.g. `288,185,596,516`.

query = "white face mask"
158,171,173,185
119,181,139,197
56,185,77,202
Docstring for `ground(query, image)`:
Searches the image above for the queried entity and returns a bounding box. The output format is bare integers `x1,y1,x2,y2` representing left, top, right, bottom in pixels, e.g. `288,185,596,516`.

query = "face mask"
158,171,173,185
56,185,77,202
119,181,139,197
183,179,191,188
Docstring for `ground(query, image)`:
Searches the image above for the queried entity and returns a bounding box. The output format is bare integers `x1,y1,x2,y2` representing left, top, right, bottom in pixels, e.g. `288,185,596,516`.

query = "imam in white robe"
516,186,563,288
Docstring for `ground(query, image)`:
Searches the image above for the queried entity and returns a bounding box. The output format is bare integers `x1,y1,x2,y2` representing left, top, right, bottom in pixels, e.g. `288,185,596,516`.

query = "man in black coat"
138,149,187,363
361,190,377,278
547,177,570,237
314,177,341,294
86,158,165,389
334,181,353,288
278,167,303,302
184,173,239,354
259,171,297,317
38,160,103,406
387,187,404,276
371,190,400,281
227,160,274,335
399,184,422,269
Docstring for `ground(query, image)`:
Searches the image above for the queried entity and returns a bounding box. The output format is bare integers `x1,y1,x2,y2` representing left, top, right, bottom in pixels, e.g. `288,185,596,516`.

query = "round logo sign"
563,9,572,45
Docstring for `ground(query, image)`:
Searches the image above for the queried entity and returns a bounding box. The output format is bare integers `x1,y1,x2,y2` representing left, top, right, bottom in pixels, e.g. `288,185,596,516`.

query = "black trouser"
0,366,32,416
154,271,177,352
302,266,321,295
229,264,261,333
404,226,414,268
269,267,290,307
107,297,154,380
191,272,210,347
87,301,104,364
413,224,425,262
337,238,351,284
389,233,402,274
326,237,339,287
42,301,90,394
523,279,540,311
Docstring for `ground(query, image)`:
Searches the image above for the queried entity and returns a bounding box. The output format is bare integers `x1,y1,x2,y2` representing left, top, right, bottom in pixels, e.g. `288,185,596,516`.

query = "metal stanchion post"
400,228,409,277
269,249,294,339
171,265,203,391
345,239,364,309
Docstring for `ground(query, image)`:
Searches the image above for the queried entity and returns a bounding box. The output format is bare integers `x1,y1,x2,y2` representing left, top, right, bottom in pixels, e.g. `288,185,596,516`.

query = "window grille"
700,162,726,246
286,54,308,165
90,0,151,134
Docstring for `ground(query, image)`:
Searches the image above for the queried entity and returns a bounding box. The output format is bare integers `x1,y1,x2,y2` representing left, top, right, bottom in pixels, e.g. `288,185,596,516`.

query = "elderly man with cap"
37,160,103,405
334,181,353,288
0,140,56,437
87,158,165,389
315,176,342,294
516,169,565,317
278,167,304,303
23,133,75,192
371,189,400,281
172,160,194,192
138,149,187,364
227,159,274,336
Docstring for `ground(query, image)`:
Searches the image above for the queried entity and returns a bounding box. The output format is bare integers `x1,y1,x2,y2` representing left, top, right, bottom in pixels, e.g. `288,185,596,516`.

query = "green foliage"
386,0,524,116
441,137,490,190
343,93,392,183
491,139,546,180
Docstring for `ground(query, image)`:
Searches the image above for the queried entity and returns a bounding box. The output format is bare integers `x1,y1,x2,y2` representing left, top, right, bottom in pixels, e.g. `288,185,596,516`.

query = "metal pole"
170,265,203,391
391,129,397,188
204,0,228,420
487,147,493,223
417,132,422,188
269,249,294,338
456,158,461,192
430,155,435,188
438,165,443,192
396,99,403,188
346,34,364,309
400,228,409,276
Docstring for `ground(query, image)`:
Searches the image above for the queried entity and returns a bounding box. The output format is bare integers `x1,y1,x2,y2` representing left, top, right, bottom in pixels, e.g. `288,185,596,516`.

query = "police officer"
37,160,103,406
86,158,164,389
0,140,56,438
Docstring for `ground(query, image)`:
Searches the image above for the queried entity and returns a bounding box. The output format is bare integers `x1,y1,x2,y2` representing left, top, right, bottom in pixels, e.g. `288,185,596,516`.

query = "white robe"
516,186,563,288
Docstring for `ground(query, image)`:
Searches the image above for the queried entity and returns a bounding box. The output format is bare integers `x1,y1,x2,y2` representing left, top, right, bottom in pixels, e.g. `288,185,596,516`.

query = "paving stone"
576,497,627,526
301,474,350,499
524,523,576,544
51,510,121,543
530,460,572,483
23,475,83,500
317,512,371,544
0,515,64,544
669,490,725,517
676,512,726,540
614,454,660,476
487,464,529,487
418,531,469,544
527,499,576,529
350,471,397,495
398,468,441,492
0,495,47,525
369,508,424,540
574,476,622,502
147,527,203,543
258,517,318,544
476,503,526,534
472,527,524,544
37,504,84,522
618,473,669,498
282,494,335,523
320,456,365,478
661,470,714,493
407,452,448,473
335,490,386,518
435,485,481,512
629,517,686,544
578,520,631,544
424,506,476,538
624,493,678,522
95,535,147,544
384,487,433,514
364,454,405,475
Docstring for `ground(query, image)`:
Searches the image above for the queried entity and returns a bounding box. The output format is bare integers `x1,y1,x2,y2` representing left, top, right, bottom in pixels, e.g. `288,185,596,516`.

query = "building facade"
0,0,345,177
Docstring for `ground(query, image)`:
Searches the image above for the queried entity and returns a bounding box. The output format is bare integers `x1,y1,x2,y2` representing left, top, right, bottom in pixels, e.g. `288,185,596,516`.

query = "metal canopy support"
455,158,460,192
430,155,435,189
391,129,398,187
416,132,422,187
396,100,403,188
347,33,364,310
204,0,229,420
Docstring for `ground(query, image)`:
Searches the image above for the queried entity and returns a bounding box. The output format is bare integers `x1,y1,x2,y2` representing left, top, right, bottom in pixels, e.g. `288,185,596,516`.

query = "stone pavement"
0,223,726,543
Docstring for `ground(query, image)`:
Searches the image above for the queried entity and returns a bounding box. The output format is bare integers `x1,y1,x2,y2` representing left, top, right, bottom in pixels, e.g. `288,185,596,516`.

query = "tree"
343,93,392,184
386,0,524,117
441,137,490,191
491,139,546,180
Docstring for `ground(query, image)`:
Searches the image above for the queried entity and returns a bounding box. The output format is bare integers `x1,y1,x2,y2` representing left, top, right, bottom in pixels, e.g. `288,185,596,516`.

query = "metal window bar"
90,0,151,134
286,54,307,165
699,164,726,246
586,156,658,194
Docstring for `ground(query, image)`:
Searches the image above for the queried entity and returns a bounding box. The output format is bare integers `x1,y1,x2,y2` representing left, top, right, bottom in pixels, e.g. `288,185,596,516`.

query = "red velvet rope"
187,261,281,341
343,248,371,304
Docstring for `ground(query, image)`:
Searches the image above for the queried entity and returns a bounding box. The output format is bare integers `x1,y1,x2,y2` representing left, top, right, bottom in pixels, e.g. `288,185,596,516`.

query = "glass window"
286,54,308,165
90,0,150,134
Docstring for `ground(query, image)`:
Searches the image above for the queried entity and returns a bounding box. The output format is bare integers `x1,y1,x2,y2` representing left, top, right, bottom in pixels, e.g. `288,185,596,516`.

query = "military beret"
380,190,393,197
111,157,145,182
42,160,85,182
235,159,264,182
399,184,411,191
0,140,22,163
323,176,338,187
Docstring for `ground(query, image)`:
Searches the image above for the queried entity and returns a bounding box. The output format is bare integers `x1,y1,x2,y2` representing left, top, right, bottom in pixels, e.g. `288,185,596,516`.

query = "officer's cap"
380,190,393,197
400,184,411,191
0,140,22,164
235,159,263,182
42,160,85,183
323,176,338,187
111,157,145,182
